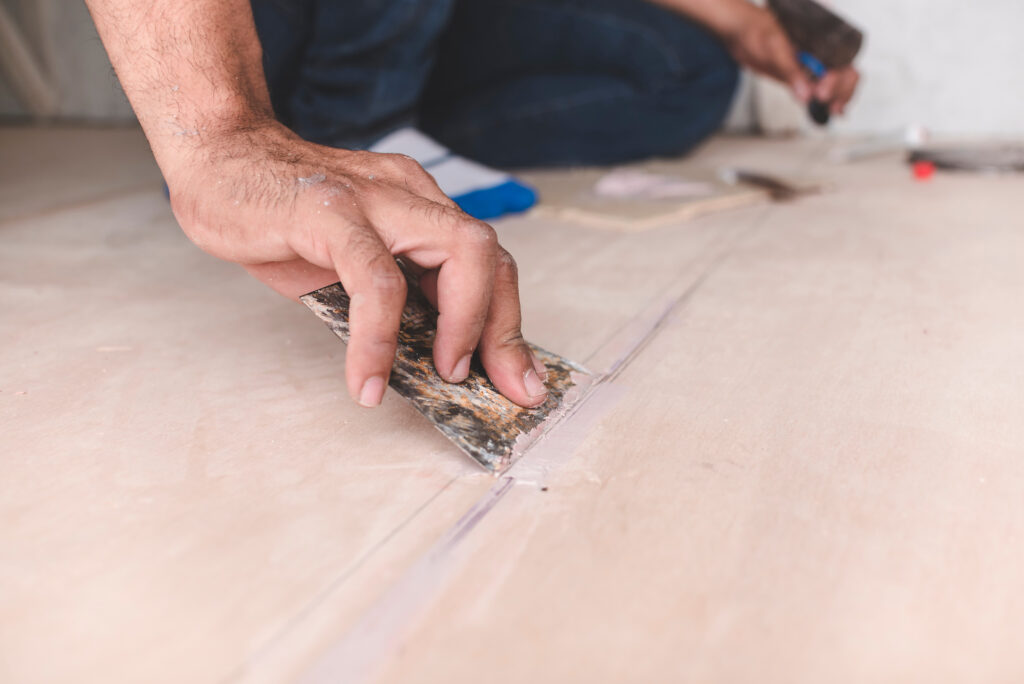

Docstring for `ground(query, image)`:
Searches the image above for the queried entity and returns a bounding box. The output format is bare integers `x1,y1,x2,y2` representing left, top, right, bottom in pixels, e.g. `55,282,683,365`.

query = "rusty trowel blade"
301,281,592,473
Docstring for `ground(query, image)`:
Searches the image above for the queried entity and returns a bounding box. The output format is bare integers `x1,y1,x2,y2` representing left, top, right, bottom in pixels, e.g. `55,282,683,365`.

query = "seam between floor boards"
226,474,463,683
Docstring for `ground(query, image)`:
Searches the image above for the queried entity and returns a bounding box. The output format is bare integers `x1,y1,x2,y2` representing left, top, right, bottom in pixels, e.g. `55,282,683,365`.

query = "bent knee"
644,60,739,158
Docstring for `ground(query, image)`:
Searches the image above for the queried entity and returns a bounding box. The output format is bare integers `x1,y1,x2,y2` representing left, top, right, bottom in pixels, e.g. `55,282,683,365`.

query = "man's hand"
171,123,548,409
84,0,548,409
721,5,859,115
650,0,859,115
806,66,860,116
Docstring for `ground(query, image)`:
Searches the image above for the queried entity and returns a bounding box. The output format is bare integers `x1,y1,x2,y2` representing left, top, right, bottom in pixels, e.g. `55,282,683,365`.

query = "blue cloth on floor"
451,179,538,221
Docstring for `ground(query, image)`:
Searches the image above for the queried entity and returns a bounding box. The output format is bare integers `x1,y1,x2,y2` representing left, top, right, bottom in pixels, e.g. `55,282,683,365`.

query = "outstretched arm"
84,0,549,409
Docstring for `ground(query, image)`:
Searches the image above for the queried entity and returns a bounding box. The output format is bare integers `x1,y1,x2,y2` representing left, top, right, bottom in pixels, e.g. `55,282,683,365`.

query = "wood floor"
3,125,1023,683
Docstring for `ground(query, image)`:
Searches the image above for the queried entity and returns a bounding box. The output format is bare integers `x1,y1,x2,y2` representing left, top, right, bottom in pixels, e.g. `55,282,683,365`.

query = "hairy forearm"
84,0,275,182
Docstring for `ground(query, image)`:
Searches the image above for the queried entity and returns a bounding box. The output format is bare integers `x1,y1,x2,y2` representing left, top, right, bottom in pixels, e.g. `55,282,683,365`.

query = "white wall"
827,0,1024,136
0,0,132,120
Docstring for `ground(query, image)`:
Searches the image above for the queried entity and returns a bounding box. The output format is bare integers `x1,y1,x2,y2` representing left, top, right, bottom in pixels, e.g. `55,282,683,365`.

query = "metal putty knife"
301,275,592,473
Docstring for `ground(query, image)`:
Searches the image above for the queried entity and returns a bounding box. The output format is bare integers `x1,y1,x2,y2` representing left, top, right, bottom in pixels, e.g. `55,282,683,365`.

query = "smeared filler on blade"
301,273,592,473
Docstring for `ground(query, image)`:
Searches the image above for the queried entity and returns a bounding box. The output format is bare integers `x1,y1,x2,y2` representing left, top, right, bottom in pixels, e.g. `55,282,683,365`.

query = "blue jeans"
251,0,738,167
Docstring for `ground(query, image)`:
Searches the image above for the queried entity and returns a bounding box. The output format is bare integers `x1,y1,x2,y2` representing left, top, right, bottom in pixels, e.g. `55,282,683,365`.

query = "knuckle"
496,247,518,271
455,219,497,251
411,196,459,225
348,150,378,168
435,193,460,210
305,181,351,208
304,225,332,263
366,255,407,298
342,227,381,264
382,152,423,175
363,334,399,355
493,324,526,349
496,248,519,281
358,179,387,200
411,171,445,197
338,229,404,302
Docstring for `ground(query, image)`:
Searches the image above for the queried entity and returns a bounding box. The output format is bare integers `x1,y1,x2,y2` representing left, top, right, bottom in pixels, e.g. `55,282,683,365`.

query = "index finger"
326,227,408,407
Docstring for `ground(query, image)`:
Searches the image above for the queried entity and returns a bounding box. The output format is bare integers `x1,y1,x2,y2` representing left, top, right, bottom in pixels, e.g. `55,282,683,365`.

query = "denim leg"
250,0,313,132
251,0,456,148
418,0,740,167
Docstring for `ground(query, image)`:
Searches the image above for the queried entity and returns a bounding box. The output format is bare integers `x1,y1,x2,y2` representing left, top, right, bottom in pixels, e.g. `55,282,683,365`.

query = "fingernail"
531,354,548,380
450,354,472,383
523,368,547,399
358,376,386,407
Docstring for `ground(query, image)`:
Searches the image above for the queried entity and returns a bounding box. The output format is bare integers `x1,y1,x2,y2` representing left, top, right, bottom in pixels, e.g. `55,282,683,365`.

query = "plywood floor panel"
4,126,1023,683
373,146,1024,684
0,125,164,224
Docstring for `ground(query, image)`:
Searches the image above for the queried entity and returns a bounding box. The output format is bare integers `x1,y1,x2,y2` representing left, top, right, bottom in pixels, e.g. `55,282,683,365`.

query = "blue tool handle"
797,51,830,126
798,51,827,79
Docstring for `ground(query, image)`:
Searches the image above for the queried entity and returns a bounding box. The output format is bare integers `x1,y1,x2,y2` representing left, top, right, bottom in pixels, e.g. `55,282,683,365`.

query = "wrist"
154,109,284,189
